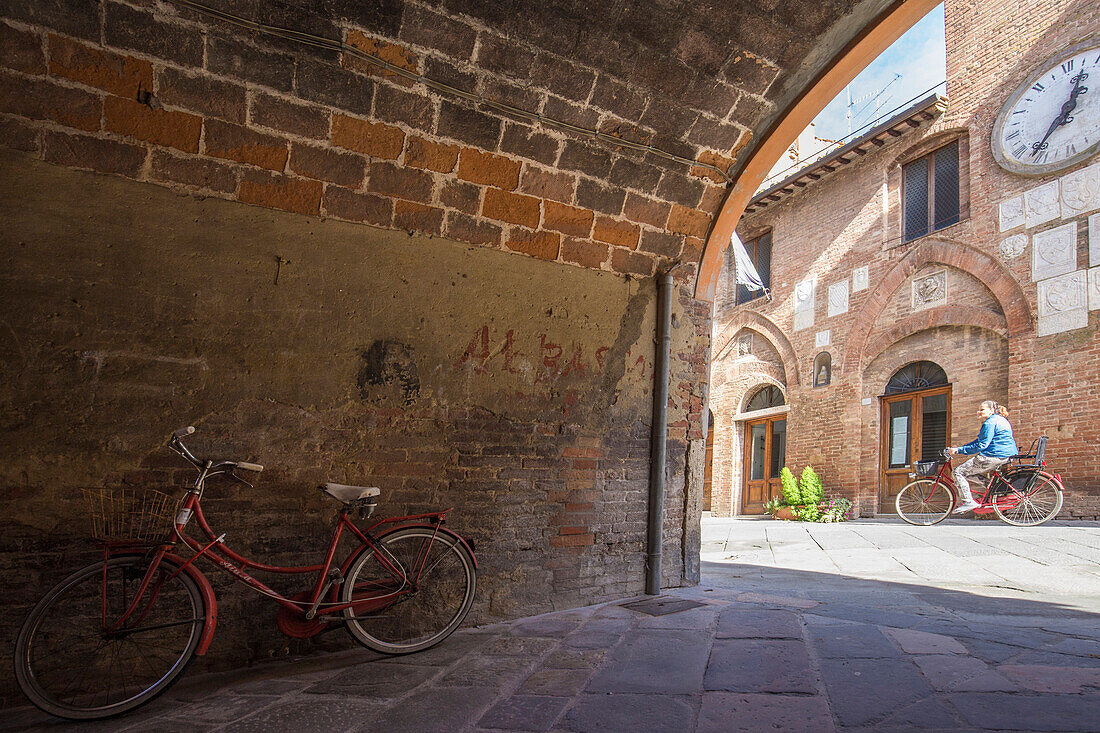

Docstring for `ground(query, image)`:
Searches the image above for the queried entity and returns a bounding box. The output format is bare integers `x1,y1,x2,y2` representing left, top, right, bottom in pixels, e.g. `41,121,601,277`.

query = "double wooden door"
742,416,786,514
879,386,951,512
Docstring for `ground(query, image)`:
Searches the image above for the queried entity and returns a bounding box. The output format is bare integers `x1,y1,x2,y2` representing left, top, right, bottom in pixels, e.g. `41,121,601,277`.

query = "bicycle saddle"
321,483,381,503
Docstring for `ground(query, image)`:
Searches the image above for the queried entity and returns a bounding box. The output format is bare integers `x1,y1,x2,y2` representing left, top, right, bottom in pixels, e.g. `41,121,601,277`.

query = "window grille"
903,141,960,242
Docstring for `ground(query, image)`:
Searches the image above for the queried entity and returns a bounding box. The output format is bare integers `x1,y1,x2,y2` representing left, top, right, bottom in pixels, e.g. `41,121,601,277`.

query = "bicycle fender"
340,524,479,573
164,552,218,655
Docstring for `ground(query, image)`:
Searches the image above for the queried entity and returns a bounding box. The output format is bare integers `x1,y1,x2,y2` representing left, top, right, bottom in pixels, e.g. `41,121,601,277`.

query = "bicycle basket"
912,460,942,476
81,488,175,544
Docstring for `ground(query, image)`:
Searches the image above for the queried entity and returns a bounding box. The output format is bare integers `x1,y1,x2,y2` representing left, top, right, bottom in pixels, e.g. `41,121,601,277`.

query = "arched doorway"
742,385,787,514
879,361,951,512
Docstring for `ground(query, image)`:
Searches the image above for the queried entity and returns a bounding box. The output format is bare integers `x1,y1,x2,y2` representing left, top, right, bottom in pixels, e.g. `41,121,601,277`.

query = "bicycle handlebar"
168,427,263,473
173,426,196,439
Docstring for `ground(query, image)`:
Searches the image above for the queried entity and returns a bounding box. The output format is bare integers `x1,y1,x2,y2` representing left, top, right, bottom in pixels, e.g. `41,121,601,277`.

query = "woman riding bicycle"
947,400,1016,513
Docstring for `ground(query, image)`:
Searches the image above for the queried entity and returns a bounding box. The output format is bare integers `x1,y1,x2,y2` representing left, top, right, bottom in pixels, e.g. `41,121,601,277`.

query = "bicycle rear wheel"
342,526,476,654
14,554,205,720
896,479,955,525
992,472,1064,526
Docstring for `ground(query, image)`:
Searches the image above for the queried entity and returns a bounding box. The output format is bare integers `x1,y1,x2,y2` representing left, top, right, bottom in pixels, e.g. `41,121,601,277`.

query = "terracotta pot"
772,506,798,521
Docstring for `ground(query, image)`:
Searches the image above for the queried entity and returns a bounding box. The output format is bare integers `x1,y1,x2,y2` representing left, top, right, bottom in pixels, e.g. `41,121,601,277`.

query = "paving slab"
948,692,1100,731
697,693,835,733
476,694,570,732
704,639,817,693
808,621,901,658
912,654,1019,692
885,627,968,654
228,697,383,733
819,657,935,727
585,629,709,694
715,607,802,639
560,693,695,733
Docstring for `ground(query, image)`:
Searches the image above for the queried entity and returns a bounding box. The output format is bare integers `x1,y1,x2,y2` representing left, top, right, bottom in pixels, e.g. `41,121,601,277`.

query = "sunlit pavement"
9,517,1100,732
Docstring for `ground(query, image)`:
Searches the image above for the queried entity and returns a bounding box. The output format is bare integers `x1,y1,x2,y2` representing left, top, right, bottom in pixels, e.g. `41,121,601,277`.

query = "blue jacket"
957,415,1016,458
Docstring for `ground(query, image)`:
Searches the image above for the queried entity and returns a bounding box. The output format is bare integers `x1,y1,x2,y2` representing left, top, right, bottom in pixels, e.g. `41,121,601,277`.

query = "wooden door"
742,416,786,514
879,386,951,512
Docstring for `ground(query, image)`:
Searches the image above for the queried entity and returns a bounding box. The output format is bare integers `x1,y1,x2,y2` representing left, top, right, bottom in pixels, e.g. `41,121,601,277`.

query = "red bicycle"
14,427,478,720
895,437,1064,526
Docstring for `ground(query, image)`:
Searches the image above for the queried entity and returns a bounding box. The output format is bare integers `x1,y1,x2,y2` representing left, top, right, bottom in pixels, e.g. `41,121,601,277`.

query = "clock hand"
1032,71,1087,156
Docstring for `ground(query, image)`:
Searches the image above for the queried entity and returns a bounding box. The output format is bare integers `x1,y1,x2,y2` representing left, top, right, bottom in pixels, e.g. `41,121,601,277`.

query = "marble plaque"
1037,270,1087,335
999,234,1028,260
1089,268,1100,311
1031,223,1077,281
827,281,849,317
1060,161,1100,219
815,330,830,347
793,309,814,331
1091,212,1100,267
737,334,753,356
1024,181,1061,229
852,265,869,292
999,196,1025,231
794,278,815,313
912,270,947,311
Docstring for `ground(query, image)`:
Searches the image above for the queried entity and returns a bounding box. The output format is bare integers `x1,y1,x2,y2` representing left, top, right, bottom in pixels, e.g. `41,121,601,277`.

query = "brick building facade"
710,0,1100,519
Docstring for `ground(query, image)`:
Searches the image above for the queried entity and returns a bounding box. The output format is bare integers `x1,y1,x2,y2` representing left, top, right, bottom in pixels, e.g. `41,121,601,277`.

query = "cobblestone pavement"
8,518,1100,732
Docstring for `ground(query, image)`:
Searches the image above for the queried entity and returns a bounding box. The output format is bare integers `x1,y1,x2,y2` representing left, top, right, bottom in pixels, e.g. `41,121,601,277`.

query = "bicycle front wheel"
896,479,955,525
14,554,205,720
992,472,1064,526
342,526,476,654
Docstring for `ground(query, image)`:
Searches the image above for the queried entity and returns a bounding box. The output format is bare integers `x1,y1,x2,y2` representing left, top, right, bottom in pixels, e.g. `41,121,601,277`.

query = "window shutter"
903,158,929,242
756,231,772,290
933,141,960,230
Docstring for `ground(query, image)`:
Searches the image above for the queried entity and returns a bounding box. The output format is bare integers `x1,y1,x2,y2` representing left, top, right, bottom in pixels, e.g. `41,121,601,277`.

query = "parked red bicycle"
895,437,1064,526
14,427,478,720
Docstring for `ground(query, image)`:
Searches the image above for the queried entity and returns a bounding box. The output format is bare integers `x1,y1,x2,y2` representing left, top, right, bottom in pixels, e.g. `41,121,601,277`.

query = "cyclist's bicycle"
14,427,478,720
895,437,1064,526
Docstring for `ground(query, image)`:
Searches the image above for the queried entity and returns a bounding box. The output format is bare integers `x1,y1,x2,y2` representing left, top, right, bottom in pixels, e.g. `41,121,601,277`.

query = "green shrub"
780,466,800,505
763,495,787,514
795,503,821,522
820,497,853,522
800,466,824,506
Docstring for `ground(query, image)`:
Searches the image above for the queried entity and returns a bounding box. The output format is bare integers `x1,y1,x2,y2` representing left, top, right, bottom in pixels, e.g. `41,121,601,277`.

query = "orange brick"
48,35,153,99
394,200,444,235
404,136,459,173
482,188,540,228
506,229,560,260
550,533,594,547
239,171,322,216
561,236,609,267
458,148,521,190
592,216,640,249
543,201,593,237
623,193,671,228
343,29,419,87
691,149,735,183
332,114,404,159
610,247,655,277
667,204,711,238
104,95,201,153
205,119,288,171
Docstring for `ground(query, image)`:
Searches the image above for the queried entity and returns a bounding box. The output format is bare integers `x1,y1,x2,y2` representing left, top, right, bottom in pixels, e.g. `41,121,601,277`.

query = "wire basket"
81,488,176,544
912,460,943,477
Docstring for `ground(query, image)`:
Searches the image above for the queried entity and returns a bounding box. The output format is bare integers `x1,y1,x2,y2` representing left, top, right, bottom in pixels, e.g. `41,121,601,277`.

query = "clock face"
991,42,1100,176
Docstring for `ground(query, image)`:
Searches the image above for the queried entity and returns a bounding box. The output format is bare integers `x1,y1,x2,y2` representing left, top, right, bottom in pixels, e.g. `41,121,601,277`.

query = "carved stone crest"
827,281,849,317
912,270,947,310
1024,181,1060,229
852,265,870,292
1060,162,1100,220
794,278,815,312
1031,223,1077,281
815,330,830,347
999,234,1027,260
999,195,1025,231
736,333,753,356
1037,270,1087,336
1089,268,1100,311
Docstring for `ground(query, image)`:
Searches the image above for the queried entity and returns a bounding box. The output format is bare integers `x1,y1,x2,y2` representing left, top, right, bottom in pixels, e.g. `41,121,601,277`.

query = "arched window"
745,385,785,412
813,352,831,387
885,361,948,395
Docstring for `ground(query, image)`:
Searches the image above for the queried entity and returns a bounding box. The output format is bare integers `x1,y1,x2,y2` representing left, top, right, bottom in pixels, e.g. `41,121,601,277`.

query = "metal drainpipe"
646,271,673,595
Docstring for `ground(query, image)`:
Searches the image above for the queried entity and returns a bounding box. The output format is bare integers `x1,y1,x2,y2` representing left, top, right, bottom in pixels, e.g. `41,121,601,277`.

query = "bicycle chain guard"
276,592,330,639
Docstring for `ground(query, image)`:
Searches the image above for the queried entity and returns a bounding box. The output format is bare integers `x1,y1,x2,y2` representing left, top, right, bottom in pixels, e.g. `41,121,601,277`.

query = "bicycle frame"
96,436,476,656
921,458,1063,514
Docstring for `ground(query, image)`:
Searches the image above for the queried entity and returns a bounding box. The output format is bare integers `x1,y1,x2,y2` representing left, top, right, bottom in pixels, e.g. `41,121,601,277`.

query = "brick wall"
710,0,1100,518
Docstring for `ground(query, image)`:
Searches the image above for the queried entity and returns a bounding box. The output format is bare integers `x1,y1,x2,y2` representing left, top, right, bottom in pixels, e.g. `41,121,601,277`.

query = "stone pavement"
7,518,1100,732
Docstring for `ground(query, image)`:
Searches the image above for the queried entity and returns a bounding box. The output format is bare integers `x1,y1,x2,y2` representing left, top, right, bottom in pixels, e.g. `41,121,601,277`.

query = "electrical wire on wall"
168,0,733,184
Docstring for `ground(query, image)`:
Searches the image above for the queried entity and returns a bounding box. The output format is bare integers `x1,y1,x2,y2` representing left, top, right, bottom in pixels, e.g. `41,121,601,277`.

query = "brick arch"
842,238,1032,376
861,306,1009,369
712,310,801,387
889,126,969,168
694,0,943,301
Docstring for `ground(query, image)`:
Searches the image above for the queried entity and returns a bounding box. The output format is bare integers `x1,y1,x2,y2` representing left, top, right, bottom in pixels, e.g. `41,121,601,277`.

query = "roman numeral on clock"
1012,143,1028,158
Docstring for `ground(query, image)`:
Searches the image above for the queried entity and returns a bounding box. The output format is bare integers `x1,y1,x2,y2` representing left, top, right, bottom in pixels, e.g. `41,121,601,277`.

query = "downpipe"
646,271,673,595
